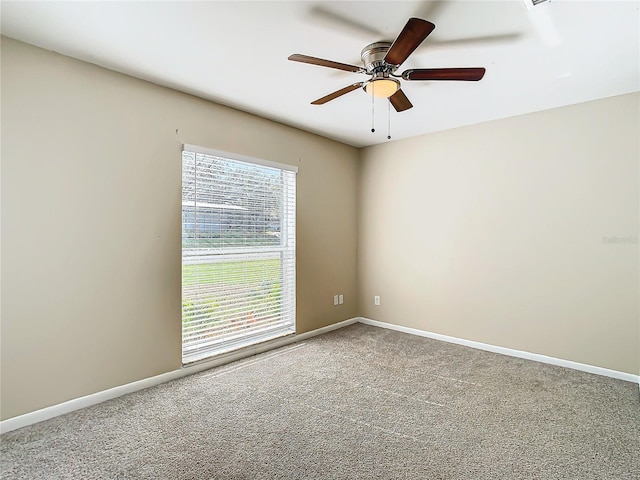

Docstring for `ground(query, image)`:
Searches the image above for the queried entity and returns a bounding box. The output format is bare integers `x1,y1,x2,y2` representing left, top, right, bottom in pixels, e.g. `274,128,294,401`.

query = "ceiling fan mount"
288,18,486,113
361,41,395,74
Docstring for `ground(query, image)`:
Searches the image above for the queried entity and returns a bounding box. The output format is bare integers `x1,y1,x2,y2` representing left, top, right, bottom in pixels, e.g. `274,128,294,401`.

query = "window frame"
181,144,297,365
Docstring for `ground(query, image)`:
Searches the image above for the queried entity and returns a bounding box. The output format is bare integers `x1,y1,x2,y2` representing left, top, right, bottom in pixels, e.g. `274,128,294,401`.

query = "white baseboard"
3,315,636,434
358,317,640,384
0,317,359,434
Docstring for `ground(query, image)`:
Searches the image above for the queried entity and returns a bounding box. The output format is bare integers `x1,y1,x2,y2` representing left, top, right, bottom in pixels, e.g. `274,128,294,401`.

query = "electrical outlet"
334,295,339,306
374,295,380,306
339,294,344,304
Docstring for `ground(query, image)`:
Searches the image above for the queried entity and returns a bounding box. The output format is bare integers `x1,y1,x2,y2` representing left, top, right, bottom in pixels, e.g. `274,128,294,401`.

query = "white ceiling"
1,1,638,148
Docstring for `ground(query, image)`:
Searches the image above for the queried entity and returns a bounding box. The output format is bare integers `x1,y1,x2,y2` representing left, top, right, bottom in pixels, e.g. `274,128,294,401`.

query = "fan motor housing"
361,41,397,74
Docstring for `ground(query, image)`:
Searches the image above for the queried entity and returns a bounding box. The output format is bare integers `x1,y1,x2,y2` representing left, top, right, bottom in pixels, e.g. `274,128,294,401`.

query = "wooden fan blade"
402,68,486,81
311,83,365,105
288,54,363,73
384,18,436,66
389,89,413,112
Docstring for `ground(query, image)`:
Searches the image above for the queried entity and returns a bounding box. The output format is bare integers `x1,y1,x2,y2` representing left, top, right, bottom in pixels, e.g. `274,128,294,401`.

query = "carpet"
1,323,639,479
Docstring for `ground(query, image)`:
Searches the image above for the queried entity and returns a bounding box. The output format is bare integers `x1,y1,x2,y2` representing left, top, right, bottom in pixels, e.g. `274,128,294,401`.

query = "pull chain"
371,82,375,133
387,98,391,140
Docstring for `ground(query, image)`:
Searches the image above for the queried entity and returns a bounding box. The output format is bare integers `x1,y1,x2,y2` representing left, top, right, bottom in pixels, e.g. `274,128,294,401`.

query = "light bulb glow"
365,78,399,98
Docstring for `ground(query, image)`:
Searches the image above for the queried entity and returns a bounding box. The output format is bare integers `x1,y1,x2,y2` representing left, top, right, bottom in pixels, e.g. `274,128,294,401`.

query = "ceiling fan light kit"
288,17,486,136
364,77,399,98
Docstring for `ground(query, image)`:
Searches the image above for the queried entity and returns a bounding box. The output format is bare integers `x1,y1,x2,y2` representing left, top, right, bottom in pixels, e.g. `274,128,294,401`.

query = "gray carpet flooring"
1,323,639,479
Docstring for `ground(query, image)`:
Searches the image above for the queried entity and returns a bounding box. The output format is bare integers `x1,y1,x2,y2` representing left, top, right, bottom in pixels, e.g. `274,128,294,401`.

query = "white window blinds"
181,145,296,364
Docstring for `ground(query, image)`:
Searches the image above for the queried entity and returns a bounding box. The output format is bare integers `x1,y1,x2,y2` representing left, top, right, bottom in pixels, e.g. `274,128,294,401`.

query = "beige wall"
359,93,639,376
0,38,359,420
2,36,638,423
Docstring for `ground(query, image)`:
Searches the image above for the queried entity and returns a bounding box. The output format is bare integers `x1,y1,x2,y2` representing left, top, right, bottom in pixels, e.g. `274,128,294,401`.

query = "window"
181,144,296,364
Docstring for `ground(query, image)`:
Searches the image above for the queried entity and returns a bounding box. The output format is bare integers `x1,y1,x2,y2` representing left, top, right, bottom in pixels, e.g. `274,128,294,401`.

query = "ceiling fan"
288,17,486,112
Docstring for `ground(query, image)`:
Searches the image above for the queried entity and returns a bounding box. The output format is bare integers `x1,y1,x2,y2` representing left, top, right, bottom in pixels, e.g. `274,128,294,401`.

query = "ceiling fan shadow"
425,32,524,50
308,2,522,56
307,5,384,39
412,0,448,24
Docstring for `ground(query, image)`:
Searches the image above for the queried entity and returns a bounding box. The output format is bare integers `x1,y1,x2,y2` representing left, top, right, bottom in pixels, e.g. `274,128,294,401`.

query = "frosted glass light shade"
364,78,399,98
